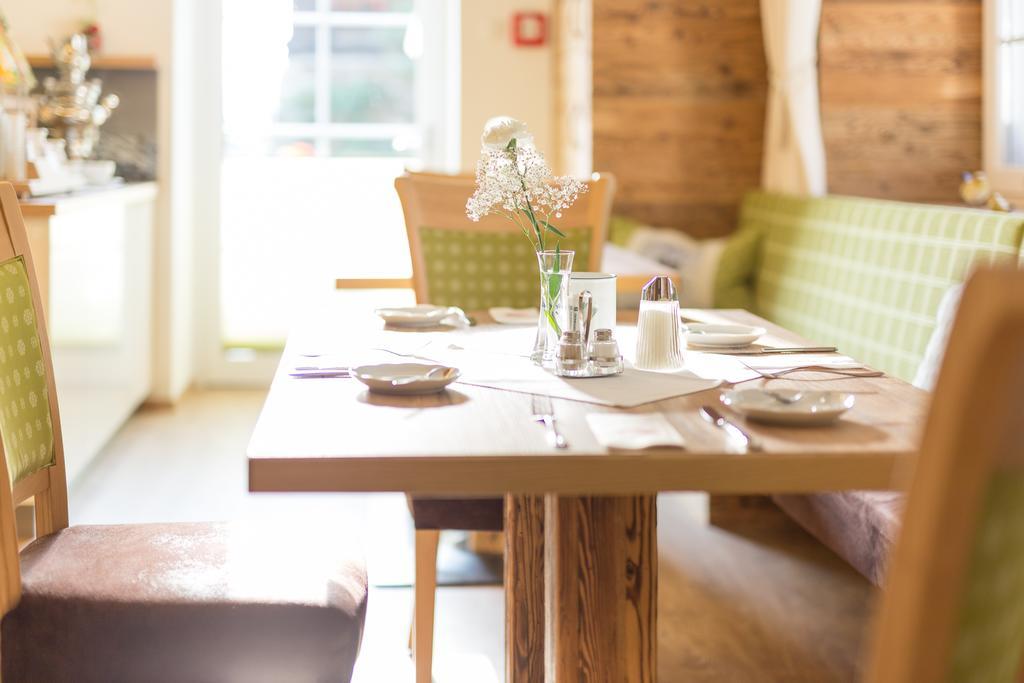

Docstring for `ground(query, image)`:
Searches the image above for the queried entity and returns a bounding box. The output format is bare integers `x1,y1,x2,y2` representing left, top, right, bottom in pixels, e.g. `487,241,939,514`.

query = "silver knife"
760,346,837,354
700,405,764,452
695,346,838,356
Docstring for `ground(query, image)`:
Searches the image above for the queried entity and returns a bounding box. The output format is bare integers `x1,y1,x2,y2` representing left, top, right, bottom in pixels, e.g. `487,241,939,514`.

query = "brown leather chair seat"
409,497,504,531
773,491,904,586
2,522,368,683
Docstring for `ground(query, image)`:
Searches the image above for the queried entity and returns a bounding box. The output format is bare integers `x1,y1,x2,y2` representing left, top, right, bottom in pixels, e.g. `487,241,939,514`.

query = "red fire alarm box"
512,12,547,47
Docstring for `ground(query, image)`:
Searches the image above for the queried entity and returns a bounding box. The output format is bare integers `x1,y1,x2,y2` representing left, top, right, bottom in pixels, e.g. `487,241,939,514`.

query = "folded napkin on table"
586,413,685,450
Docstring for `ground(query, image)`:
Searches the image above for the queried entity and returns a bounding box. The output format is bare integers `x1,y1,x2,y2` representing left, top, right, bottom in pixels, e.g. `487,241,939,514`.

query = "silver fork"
531,394,568,449
742,362,884,380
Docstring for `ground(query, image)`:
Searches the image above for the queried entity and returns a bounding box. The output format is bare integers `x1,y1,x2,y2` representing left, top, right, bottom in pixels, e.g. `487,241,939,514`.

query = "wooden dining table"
247,307,927,683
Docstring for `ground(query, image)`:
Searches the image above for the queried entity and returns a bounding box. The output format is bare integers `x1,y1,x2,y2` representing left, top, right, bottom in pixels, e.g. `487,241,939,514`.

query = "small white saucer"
375,305,457,328
720,389,855,426
683,324,766,348
489,307,538,325
353,363,460,395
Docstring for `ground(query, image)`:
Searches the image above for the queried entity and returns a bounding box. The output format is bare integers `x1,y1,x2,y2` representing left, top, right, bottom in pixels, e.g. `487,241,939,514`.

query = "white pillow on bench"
913,284,964,391
626,227,726,308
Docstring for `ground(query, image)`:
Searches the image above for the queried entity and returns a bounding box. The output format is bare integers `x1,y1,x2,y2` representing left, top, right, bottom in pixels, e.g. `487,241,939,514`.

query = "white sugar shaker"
634,276,684,371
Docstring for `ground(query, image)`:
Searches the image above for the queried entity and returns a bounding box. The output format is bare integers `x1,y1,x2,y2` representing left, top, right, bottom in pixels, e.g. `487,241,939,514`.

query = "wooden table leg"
545,494,657,683
505,494,546,683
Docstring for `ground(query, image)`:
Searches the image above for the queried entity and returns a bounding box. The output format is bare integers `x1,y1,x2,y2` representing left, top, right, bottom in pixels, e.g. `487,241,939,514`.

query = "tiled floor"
69,389,874,682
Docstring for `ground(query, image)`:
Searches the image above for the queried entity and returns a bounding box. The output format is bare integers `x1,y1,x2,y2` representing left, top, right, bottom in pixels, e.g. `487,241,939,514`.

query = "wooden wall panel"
591,0,767,237
590,0,982,235
819,0,982,202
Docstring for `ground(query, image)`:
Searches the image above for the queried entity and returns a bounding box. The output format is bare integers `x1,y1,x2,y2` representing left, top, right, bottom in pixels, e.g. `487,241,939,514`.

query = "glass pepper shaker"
555,330,588,377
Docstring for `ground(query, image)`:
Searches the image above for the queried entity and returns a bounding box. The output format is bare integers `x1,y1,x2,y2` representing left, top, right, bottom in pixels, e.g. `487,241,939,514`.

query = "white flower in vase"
466,117,586,253
466,117,588,364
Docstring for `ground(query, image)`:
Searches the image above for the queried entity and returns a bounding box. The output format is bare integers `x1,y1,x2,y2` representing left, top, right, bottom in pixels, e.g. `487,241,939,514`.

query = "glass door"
202,0,458,384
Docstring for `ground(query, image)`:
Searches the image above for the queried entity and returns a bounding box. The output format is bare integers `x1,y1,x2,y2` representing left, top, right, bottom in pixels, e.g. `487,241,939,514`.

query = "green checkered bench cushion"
418,227,593,310
738,192,1024,382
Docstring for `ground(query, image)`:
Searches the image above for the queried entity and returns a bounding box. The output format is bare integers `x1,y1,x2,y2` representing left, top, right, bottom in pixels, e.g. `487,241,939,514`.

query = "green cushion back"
739,192,1024,382
418,226,593,310
949,473,1024,681
0,256,54,485
713,224,762,310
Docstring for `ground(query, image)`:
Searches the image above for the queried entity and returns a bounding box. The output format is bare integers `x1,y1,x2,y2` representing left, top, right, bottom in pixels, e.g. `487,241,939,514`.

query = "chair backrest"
0,182,69,617
867,267,1024,682
394,171,615,310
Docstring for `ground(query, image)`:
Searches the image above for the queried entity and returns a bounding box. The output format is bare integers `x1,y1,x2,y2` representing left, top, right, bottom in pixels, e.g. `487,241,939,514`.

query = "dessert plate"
720,389,855,426
489,307,538,325
375,305,462,328
683,323,766,348
353,363,460,395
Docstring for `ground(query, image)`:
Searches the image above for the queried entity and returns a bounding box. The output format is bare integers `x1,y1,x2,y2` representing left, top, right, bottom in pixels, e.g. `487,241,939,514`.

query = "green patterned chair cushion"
608,215,643,247
0,256,54,484
418,227,593,310
738,192,1024,382
949,473,1024,681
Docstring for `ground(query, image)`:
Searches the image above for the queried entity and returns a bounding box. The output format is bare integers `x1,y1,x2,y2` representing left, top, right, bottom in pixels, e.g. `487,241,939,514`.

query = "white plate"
720,389,855,426
375,305,454,328
353,363,460,395
489,307,538,325
683,323,766,348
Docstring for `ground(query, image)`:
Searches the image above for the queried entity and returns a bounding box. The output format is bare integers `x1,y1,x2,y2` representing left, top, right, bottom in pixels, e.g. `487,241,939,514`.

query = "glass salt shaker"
589,328,624,376
634,276,684,371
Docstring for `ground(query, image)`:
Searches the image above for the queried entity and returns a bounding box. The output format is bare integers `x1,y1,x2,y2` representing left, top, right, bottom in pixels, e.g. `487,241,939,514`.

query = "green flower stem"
507,137,559,253
540,270,563,337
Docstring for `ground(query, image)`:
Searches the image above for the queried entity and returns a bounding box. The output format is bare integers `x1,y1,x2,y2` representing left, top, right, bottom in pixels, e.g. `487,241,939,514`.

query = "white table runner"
414,326,721,408
309,322,868,409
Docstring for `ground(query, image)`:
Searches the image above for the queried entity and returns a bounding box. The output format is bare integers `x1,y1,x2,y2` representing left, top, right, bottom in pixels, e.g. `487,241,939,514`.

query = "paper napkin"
586,413,686,450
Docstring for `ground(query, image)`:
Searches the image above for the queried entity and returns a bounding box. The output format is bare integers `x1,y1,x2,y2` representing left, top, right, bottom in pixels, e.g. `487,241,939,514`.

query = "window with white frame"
210,0,457,376
985,0,1024,196
229,0,422,159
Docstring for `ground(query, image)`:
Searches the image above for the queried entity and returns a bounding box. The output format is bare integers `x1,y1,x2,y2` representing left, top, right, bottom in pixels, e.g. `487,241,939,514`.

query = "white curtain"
760,0,827,196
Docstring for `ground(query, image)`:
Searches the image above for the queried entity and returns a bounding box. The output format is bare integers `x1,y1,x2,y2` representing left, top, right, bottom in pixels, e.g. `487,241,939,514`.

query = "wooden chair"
394,170,615,682
396,170,613,309
865,267,1024,681
0,182,368,682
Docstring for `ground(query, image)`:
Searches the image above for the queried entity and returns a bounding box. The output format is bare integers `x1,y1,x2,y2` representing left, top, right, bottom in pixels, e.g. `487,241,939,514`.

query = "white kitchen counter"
19,181,158,483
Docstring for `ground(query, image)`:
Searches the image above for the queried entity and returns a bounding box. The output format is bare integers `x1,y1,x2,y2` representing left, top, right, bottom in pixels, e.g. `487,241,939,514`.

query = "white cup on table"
569,272,617,335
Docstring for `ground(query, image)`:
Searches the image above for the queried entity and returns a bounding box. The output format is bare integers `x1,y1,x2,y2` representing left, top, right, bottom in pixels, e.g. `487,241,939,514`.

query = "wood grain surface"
504,494,546,683
247,309,925,497
820,0,981,202
589,0,981,233
591,0,767,237
544,495,657,682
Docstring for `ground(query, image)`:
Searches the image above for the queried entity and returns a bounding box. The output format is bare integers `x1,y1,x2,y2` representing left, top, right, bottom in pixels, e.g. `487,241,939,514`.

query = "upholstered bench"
718,191,1024,584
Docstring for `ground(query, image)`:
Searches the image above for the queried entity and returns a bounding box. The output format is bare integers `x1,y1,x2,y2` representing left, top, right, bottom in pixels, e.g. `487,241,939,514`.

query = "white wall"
4,0,194,402
460,0,556,171
3,0,170,55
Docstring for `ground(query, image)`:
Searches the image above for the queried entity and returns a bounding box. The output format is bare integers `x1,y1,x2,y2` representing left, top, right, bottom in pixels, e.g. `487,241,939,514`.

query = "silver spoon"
390,366,451,386
767,390,803,405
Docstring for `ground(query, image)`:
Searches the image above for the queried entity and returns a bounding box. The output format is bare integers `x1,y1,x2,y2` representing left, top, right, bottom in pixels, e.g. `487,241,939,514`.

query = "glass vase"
531,249,574,366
